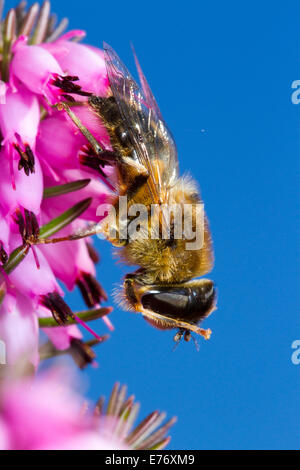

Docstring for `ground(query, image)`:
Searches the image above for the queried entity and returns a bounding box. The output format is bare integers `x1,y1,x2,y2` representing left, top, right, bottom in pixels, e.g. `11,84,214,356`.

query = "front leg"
57,101,149,197
56,102,104,156
55,100,149,247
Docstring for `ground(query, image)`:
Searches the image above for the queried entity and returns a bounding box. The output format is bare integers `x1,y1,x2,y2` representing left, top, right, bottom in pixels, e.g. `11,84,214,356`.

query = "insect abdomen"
141,280,215,324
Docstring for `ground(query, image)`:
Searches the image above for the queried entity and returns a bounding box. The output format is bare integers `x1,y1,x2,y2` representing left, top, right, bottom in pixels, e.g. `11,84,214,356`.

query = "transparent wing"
131,45,179,190
103,42,179,204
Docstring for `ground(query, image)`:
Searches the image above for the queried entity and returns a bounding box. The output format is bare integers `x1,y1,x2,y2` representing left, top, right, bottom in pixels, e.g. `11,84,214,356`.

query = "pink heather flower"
0,369,123,450
0,87,41,191
41,169,110,223
0,370,175,450
42,40,109,97
0,148,43,216
38,221,96,291
0,292,39,367
10,37,64,105
36,106,112,178
8,233,62,299
0,208,10,255
41,321,83,352
0,4,177,451
0,87,40,149
0,2,113,367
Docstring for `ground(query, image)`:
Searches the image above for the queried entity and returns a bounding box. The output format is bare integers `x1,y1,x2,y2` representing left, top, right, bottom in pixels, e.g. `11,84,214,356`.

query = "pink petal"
0,81,7,104
36,106,111,176
10,42,63,104
51,432,128,450
0,419,10,450
42,41,109,96
0,87,40,149
0,370,87,449
0,292,39,366
42,167,111,223
0,149,43,216
38,303,82,350
8,235,61,298
43,324,82,351
39,221,95,290
36,109,86,171
0,209,10,253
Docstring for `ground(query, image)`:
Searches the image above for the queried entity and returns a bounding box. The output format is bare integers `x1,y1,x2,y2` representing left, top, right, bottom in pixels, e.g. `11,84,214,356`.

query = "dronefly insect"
52,43,217,345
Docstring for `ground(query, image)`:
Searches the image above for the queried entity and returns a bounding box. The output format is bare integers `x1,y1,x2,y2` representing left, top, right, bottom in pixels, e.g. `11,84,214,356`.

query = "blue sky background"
43,0,300,450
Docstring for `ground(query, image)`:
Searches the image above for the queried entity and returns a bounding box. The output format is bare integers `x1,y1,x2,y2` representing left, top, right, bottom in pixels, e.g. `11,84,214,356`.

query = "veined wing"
131,44,179,193
103,42,179,204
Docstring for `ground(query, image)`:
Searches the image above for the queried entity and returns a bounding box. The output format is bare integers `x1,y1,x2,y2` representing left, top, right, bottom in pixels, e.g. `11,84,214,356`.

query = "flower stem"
38,306,112,328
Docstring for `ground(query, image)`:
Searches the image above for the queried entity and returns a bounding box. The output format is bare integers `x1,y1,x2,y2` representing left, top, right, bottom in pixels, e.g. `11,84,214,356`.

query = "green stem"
38,306,112,328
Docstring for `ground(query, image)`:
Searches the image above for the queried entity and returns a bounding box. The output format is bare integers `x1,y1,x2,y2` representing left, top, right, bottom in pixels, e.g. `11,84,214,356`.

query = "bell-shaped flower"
42,40,109,97
0,149,43,216
0,88,40,190
38,220,95,291
10,37,64,105
0,292,39,367
0,370,175,450
0,2,113,367
8,233,62,300
0,87,39,151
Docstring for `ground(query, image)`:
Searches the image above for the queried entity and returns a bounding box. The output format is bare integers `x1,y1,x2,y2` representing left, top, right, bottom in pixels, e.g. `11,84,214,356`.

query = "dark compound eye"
141,280,216,325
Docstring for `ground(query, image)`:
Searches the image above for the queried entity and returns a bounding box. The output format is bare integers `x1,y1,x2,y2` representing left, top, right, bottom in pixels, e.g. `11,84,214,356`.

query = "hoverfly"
52,43,216,345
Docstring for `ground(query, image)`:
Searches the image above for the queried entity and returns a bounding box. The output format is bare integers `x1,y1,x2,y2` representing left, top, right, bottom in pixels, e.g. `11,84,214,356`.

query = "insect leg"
56,102,103,156
32,223,102,246
56,102,137,171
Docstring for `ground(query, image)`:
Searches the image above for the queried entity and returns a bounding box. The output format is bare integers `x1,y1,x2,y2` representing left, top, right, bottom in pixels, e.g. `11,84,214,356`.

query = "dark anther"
13,208,26,240
69,338,96,369
52,74,92,97
13,209,39,245
29,211,40,240
14,143,35,175
79,144,116,178
61,94,76,102
41,292,74,325
76,272,107,308
86,242,100,264
0,242,8,265
24,210,33,239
